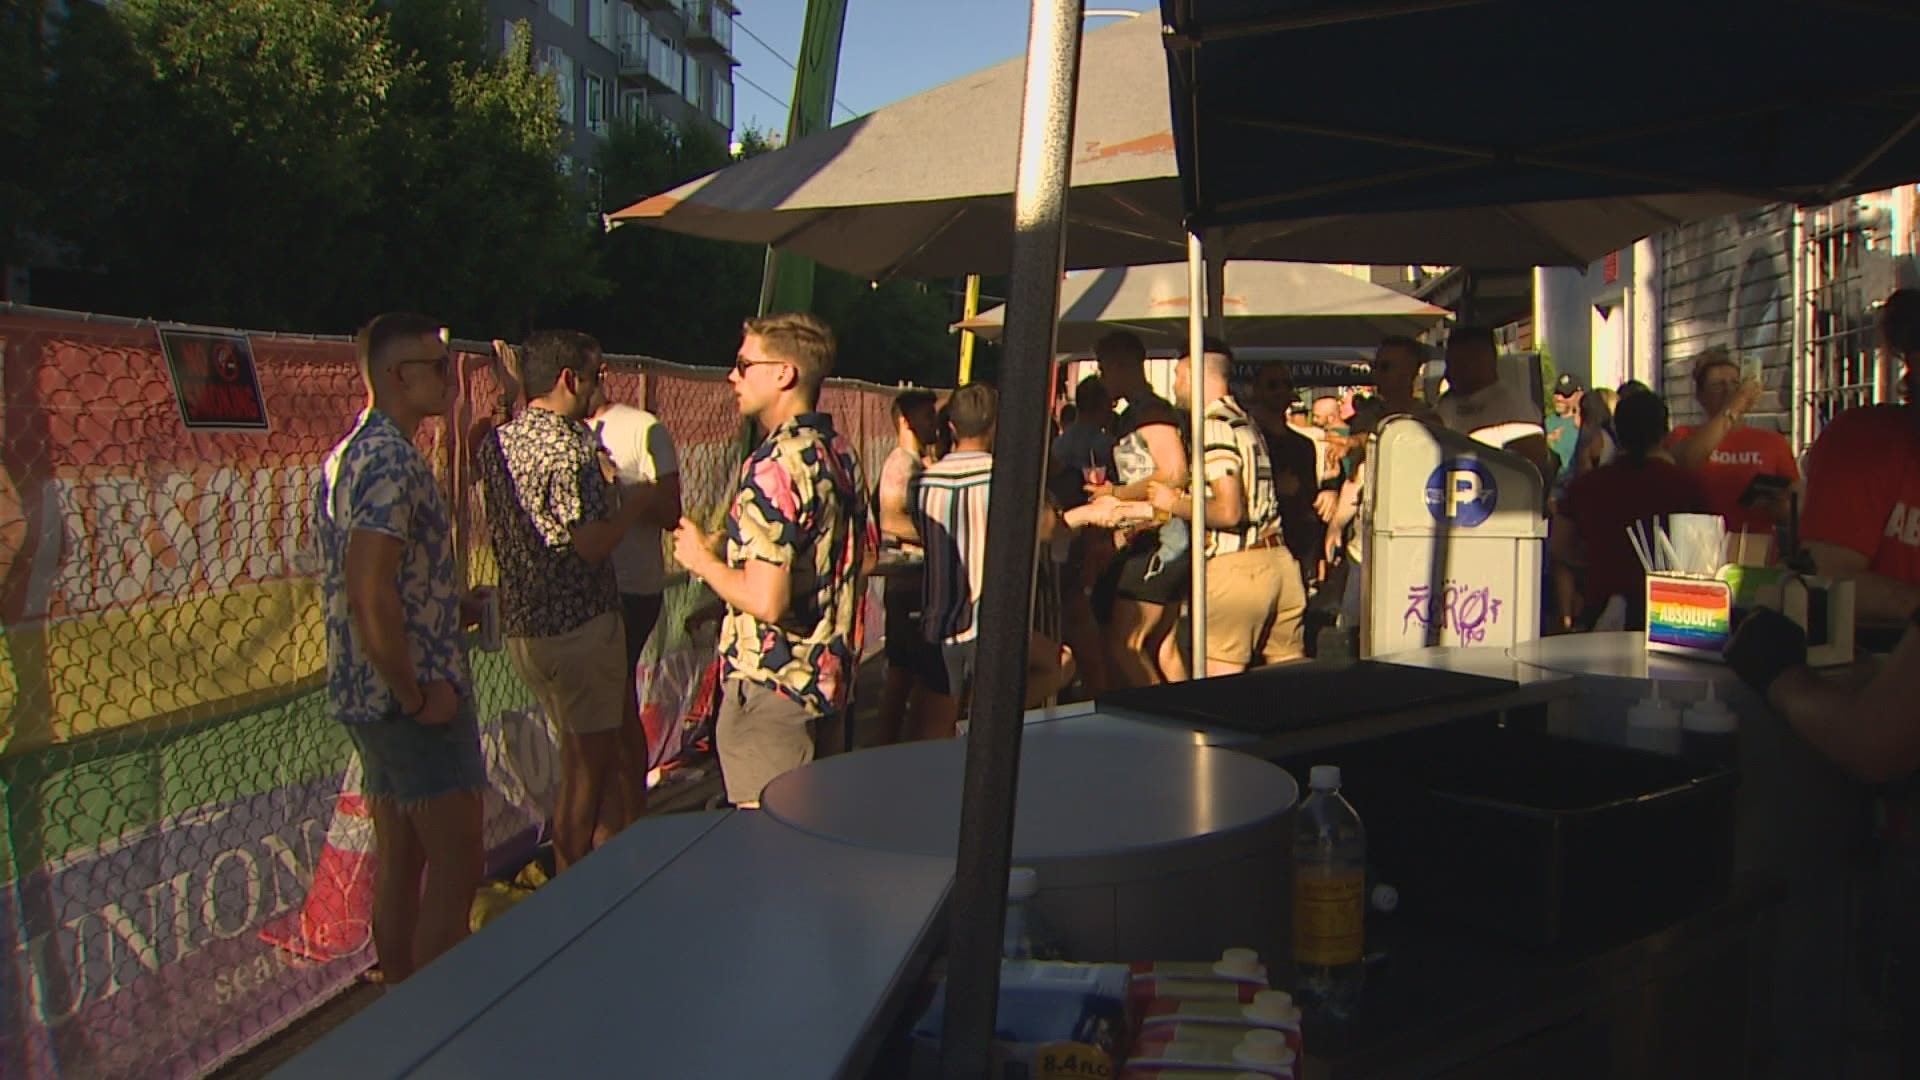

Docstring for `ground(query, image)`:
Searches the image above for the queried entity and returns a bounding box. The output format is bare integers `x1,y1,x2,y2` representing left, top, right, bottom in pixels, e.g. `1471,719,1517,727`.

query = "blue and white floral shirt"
316,408,467,724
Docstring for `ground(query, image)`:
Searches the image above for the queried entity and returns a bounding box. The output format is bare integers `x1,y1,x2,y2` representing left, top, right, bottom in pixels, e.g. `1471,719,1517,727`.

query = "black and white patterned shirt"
475,406,619,639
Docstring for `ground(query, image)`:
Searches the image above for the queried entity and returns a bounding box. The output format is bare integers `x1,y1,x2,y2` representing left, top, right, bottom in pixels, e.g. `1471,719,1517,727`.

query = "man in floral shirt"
475,330,658,869
317,312,484,983
673,313,874,806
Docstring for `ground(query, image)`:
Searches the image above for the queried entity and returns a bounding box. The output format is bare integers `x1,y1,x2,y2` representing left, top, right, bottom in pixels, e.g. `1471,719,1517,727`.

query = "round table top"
1508,631,1729,682
759,731,1299,860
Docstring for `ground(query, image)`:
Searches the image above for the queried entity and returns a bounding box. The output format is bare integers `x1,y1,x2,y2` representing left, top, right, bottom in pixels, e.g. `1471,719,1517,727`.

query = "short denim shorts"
345,699,487,804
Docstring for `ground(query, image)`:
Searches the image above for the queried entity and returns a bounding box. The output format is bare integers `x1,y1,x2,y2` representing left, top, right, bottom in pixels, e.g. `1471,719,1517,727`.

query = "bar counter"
283,635,1879,1078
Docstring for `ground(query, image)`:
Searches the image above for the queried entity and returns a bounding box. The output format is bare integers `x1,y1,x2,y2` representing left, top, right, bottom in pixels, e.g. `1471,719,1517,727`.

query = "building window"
684,58,705,111
711,76,733,130
624,91,651,126
586,72,607,135
587,0,612,49
502,18,521,57
542,46,576,126
548,0,574,27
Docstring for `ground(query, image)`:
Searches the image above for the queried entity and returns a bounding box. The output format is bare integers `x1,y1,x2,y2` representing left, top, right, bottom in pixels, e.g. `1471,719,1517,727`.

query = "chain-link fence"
0,304,905,1078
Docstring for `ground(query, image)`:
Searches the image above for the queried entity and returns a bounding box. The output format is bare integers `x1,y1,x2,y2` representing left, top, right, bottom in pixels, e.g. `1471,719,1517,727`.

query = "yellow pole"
957,273,982,385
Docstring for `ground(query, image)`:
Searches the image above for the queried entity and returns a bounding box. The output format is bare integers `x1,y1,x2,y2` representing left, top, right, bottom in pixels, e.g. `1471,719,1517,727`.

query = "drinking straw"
1655,525,1685,574
1626,525,1653,574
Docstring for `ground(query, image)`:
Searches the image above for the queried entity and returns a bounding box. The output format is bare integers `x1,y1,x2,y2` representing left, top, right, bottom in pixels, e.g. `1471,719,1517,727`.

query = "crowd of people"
313,287,1920,986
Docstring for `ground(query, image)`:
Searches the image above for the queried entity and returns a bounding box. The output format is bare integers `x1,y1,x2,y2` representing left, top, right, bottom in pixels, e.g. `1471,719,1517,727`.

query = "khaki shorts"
717,678,818,805
1258,546,1309,666
506,610,627,735
1205,545,1307,666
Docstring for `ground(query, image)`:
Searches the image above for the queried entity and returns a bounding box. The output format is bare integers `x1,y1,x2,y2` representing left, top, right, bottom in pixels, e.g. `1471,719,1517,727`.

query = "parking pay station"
1361,416,1548,656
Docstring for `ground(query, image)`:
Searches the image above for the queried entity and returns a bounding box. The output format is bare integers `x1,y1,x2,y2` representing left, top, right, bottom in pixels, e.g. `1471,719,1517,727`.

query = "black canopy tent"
941,2,1920,1074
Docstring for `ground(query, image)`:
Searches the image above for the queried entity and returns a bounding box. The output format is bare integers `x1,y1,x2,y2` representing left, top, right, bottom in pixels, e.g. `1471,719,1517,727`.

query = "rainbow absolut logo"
1645,576,1733,655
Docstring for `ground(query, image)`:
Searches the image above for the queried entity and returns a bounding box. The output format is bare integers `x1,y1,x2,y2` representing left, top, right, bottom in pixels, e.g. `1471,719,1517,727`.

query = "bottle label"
1293,869,1364,966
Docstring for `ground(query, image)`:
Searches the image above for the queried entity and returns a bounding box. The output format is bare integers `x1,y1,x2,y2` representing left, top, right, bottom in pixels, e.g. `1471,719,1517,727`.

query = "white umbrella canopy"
954,260,1450,350
609,15,1757,276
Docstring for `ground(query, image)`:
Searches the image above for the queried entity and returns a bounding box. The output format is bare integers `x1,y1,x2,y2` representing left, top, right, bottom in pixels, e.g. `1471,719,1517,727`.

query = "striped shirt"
913,450,994,645
1201,396,1279,557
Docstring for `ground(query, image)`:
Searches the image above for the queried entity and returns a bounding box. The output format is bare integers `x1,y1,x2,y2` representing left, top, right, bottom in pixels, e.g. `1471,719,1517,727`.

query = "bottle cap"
1681,680,1737,734
1252,989,1294,1010
1309,764,1342,791
1239,1028,1289,1051
1245,992,1300,1025
1215,946,1262,977
1007,867,1038,901
1626,682,1681,729
1233,1033,1295,1066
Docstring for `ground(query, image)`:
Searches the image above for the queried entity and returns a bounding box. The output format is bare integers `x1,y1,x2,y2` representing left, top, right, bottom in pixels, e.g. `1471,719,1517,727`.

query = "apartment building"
489,0,739,178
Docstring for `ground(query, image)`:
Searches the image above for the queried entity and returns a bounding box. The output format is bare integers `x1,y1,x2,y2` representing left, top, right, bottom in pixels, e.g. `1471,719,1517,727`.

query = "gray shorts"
939,640,978,705
345,699,487,805
716,679,819,805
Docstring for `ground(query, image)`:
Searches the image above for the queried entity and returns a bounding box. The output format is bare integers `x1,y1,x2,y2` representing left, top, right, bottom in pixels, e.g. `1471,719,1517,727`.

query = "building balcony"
683,0,734,54
615,34,679,89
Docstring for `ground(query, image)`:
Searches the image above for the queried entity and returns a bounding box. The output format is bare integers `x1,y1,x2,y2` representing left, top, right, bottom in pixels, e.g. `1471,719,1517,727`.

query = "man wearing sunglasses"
673,313,875,807
475,331,657,870
317,313,484,982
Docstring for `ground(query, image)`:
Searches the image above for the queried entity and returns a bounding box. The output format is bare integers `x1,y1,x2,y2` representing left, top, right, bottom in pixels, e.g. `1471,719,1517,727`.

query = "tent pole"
939,1,1085,1076
1187,232,1210,677
1203,231,1227,338
958,273,982,385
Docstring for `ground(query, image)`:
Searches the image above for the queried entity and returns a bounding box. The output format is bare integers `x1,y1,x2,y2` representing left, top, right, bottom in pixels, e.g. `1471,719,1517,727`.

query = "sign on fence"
159,329,271,432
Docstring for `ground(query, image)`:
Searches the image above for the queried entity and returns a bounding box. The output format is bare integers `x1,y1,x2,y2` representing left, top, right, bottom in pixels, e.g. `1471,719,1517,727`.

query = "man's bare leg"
1153,605,1189,684
366,797,427,984
613,708,651,826
1107,598,1166,688
877,665,916,745
555,729,619,871
405,789,484,975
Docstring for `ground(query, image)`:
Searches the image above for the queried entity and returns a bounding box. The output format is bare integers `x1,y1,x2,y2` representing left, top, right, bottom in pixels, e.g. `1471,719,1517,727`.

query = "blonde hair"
743,312,835,391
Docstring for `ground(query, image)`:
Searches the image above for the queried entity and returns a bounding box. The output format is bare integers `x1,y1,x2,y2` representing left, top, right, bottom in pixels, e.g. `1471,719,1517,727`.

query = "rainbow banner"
1645,575,1733,658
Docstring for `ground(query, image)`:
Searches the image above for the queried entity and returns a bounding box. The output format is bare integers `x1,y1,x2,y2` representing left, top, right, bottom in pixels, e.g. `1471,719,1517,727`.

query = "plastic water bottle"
1004,867,1040,960
1293,765,1365,1018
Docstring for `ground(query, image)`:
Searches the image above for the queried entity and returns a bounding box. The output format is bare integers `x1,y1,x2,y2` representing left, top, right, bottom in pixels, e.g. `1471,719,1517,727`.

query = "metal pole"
958,274,983,385
939,2,1085,1076
1203,232,1227,338
1187,232,1210,676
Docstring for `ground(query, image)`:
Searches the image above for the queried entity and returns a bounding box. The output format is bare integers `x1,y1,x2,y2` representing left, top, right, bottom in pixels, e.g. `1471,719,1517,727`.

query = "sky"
727,1,1154,138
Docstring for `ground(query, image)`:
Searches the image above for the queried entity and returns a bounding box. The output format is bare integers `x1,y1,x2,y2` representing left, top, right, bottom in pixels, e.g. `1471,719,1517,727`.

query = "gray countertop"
279,811,952,1079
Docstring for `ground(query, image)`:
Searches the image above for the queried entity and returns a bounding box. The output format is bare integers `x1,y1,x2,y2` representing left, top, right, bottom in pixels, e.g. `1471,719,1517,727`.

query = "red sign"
1602,251,1621,285
160,329,271,431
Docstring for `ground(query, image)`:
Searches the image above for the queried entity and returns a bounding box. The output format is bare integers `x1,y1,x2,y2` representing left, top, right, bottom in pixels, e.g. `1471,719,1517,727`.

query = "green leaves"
23,0,594,337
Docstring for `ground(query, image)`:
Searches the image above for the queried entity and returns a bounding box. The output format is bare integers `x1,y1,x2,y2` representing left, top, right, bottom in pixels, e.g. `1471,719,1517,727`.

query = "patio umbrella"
954,260,1451,350
608,13,1756,276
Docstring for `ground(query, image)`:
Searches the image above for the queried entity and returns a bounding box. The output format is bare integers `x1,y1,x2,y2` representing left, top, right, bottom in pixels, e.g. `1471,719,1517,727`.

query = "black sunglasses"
396,353,452,378
733,356,788,376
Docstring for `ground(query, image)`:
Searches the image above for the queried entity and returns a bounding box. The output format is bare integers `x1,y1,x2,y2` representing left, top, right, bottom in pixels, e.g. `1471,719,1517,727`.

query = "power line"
732,69,795,120
731,16,861,122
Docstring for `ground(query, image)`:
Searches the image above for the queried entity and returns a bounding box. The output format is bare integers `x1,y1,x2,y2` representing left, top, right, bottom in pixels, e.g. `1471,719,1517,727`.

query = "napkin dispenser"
1645,568,1855,667
1775,574,1856,667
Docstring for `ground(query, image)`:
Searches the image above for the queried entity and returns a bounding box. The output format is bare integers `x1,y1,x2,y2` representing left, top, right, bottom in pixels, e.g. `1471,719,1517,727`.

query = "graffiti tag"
1403,581,1504,645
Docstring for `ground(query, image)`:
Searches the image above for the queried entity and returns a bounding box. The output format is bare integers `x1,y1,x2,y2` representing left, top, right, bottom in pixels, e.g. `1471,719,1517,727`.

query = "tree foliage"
9,0,958,379
22,0,594,337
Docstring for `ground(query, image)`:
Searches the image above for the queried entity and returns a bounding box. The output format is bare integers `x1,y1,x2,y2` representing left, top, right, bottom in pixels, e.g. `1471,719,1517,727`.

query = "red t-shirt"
1564,459,1710,611
1663,423,1800,533
1801,404,1920,587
